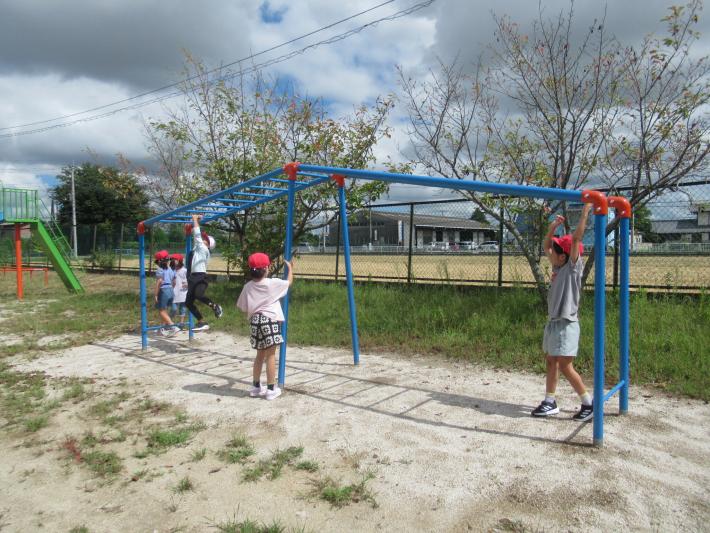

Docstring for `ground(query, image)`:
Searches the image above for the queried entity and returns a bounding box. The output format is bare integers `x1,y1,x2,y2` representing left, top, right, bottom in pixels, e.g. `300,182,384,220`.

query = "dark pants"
186,272,215,321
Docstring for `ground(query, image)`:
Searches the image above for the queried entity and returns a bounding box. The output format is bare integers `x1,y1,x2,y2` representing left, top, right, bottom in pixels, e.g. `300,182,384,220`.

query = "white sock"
545,394,555,403
580,392,592,406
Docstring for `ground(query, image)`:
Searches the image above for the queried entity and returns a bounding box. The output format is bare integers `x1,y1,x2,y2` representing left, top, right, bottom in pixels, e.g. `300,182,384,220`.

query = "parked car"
457,241,478,251
478,241,499,253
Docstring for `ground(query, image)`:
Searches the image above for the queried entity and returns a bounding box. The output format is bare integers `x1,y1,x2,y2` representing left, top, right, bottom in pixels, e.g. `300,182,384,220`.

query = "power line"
0,0,423,138
0,0,396,133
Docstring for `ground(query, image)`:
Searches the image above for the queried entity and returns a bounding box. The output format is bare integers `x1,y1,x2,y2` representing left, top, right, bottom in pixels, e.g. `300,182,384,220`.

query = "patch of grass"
217,434,255,464
42,399,62,412
311,470,377,508
495,518,528,532
190,448,207,462
62,382,86,401
211,517,287,533
81,432,99,448
88,391,131,418
131,468,149,481
242,446,304,482
294,460,319,473
173,476,195,493
0,282,139,355
0,363,51,430
23,415,48,432
102,415,125,427
148,428,193,447
69,526,90,533
137,421,205,456
136,398,171,414
83,449,122,477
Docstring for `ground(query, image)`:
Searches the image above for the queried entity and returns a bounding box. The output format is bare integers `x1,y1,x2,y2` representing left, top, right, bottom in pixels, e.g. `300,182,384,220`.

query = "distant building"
326,210,495,248
513,205,596,249
651,204,710,243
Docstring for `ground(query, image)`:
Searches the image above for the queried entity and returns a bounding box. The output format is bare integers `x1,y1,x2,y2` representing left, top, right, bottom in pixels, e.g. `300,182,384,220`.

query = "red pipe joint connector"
581,190,608,215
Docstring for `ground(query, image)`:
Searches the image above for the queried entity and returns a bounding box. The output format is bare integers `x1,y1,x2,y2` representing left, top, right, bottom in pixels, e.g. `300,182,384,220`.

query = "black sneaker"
193,322,210,332
531,400,560,417
213,304,223,318
572,404,593,422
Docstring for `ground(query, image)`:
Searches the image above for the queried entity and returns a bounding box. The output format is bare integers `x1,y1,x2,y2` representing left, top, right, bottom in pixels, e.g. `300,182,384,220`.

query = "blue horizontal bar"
298,171,331,180
204,175,331,222
603,380,626,403
298,164,583,202
214,198,253,204
271,178,311,186
231,192,271,198
252,186,286,192
142,168,284,226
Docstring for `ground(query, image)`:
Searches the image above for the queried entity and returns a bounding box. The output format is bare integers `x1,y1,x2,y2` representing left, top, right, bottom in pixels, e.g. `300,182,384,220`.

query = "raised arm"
570,204,593,264
544,215,565,261
283,259,294,286
191,214,206,250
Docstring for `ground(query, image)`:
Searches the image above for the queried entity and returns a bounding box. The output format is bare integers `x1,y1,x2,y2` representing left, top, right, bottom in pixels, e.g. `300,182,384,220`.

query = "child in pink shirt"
236,253,294,400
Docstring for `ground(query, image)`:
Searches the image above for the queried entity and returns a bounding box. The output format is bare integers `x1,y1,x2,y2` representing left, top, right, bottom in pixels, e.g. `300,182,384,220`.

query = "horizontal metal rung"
247,185,286,192
271,178,310,185
230,192,270,198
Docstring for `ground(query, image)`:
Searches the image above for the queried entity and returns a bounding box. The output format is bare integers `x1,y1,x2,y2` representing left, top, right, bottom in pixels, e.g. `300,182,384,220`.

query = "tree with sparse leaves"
399,1,709,301
145,56,393,273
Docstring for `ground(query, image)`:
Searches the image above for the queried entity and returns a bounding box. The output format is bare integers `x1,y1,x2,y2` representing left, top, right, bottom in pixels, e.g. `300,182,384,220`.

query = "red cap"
248,252,270,269
552,234,583,256
154,249,169,260
170,253,184,261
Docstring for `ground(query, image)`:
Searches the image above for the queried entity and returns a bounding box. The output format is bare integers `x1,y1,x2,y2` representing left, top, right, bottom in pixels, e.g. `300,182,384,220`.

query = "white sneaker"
159,327,170,337
264,386,282,401
249,385,266,398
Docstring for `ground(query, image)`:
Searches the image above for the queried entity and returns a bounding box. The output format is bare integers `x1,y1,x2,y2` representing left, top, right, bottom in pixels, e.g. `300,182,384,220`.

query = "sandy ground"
1,331,709,532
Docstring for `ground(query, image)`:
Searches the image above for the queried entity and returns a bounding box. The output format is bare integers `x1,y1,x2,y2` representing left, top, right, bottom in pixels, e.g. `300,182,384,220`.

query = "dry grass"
100,253,710,289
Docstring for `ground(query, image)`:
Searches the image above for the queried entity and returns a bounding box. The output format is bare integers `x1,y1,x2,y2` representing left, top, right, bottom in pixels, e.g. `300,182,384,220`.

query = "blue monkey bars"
137,162,631,447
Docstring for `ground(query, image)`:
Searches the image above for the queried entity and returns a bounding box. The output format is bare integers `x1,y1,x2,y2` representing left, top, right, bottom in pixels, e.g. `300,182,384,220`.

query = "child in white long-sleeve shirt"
236,253,294,400
170,253,188,328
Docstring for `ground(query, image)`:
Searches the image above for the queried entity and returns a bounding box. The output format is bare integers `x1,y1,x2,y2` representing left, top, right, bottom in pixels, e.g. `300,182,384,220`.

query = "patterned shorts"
250,313,284,350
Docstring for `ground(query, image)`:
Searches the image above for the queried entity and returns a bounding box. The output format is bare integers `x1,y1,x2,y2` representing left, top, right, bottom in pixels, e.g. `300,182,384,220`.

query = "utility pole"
71,164,78,258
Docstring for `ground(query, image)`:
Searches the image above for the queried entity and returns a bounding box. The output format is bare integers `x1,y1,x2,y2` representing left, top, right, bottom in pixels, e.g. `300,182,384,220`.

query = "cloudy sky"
1,0,707,202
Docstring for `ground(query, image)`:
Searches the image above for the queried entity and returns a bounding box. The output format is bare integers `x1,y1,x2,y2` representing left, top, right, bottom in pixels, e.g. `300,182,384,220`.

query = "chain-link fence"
295,180,710,291
2,181,708,291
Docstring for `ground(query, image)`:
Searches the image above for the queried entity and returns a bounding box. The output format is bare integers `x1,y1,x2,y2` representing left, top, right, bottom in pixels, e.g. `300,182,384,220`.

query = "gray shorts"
543,319,580,357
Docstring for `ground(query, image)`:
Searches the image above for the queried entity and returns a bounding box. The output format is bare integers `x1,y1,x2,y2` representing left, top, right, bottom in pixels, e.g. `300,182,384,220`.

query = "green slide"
2,186,83,294
31,220,84,293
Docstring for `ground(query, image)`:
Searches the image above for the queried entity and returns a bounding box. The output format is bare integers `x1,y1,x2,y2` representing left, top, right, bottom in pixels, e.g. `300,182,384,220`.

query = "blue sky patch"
259,1,287,24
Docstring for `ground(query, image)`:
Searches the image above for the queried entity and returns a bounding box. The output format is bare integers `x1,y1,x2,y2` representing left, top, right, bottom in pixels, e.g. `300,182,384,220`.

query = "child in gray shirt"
532,203,594,421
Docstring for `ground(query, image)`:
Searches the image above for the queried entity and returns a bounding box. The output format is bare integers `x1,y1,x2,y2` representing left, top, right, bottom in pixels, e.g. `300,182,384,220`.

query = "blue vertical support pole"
583,190,608,447
334,175,360,364
278,163,298,387
609,196,632,415
184,224,194,341
138,223,148,350
619,216,630,413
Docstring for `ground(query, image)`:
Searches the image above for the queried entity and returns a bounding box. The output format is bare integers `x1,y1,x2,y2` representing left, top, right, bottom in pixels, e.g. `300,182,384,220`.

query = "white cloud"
0,0,707,202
